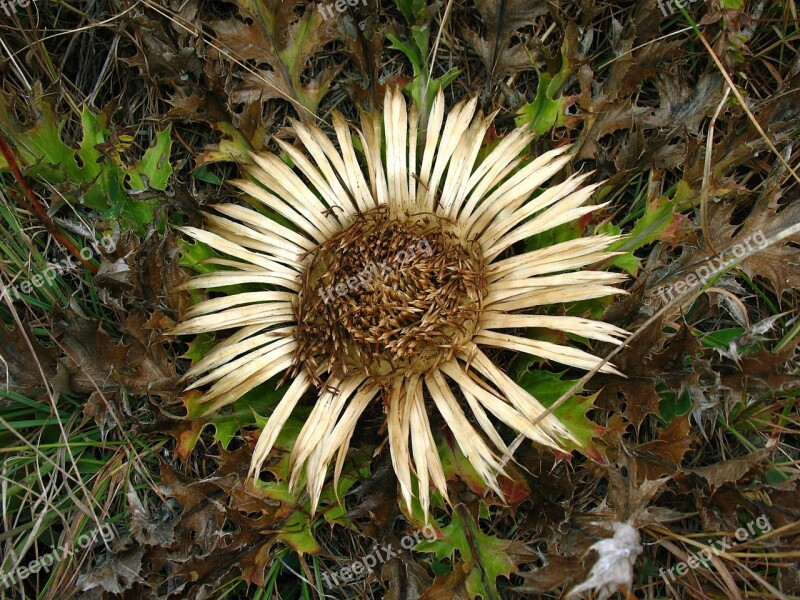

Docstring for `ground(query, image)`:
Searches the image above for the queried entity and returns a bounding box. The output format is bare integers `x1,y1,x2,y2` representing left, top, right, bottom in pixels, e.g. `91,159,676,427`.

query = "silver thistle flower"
174,88,626,519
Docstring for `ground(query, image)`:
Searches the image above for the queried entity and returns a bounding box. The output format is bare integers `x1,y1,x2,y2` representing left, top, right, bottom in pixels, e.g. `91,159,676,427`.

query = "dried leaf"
694,190,800,298
420,567,470,599
517,555,588,593
596,321,704,427
209,0,345,118
572,7,723,167
632,413,694,480
462,0,548,81
685,450,768,489
128,488,177,547
0,321,58,396
58,312,178,396
75,547,145,595
381,554,434,600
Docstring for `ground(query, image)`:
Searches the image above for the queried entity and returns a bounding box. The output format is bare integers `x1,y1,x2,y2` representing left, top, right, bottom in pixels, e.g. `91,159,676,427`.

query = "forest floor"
0,0,799,598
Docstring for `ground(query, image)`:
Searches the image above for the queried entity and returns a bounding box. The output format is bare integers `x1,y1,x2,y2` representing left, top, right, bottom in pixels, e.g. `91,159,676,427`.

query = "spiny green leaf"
515,71,570,137
604,193,681,275
394,0,428,22
195,122,254,167
182,333,216,364
128,124,173,191
515,368,607,463
388,26,460,116
415,508,529,599
0,92,169,231
185,381,288,449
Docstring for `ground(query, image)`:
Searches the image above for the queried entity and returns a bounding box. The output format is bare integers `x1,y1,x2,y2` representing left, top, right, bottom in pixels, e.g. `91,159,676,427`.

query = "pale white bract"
174,87,627,520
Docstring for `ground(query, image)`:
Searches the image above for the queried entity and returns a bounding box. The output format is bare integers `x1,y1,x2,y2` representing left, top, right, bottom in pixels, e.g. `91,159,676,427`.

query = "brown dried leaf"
381,555,434,600
685,450,767,489
128,488,176,548
462,0,548,81
166,91,229,125
209,0,345,118
604,444,673,524
632,413,694,480
337,14,390,108
57,312,178,396
420,567,470,599
343,460,400,536
595,320,704,427
517,555,589,594
699,480,800,533
517,447,576,537
724,337,800,393
144,455,290,590
129,233,187,312
675,73,800,190
572,5,725,167
0,321,58,396
75,547,145,595
699,193,800,298
122,0,206,84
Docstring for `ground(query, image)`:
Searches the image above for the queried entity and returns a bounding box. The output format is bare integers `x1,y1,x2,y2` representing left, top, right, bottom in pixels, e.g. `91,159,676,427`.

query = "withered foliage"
0,0,798,599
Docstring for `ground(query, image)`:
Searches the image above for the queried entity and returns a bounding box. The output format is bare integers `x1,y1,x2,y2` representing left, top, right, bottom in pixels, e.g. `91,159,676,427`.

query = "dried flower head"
174,88,626,518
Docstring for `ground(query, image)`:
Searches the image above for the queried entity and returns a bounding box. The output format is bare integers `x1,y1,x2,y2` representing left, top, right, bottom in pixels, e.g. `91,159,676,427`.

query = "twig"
0,135,98,274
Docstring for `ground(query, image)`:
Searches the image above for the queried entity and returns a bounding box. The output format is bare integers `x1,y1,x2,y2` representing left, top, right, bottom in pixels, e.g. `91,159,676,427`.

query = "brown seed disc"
292,206,487,386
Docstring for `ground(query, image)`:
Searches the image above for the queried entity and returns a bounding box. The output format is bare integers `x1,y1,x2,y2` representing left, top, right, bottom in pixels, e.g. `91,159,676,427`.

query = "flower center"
293,206,486,385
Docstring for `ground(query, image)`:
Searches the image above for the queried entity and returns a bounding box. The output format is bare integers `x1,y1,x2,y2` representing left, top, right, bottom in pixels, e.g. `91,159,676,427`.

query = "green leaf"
515,368,607,462
179,239,221,273
605,193,681,275
0,91,172,232
196,122,254,167
415,509,527,599
698,327,745,349
595,222,638,273
394,0,427,22
387,32,423,74
437,433,493,495
193,164,223,185
128,124,173,191
185,381,288,449
622,198,677,247
0,94,78,176
657,384,692,423
388,27,460,117
697,327,760,356
277,508,320,553
515,72,569,137
514,31,574,138
182,333,216,364
524,217,581,252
